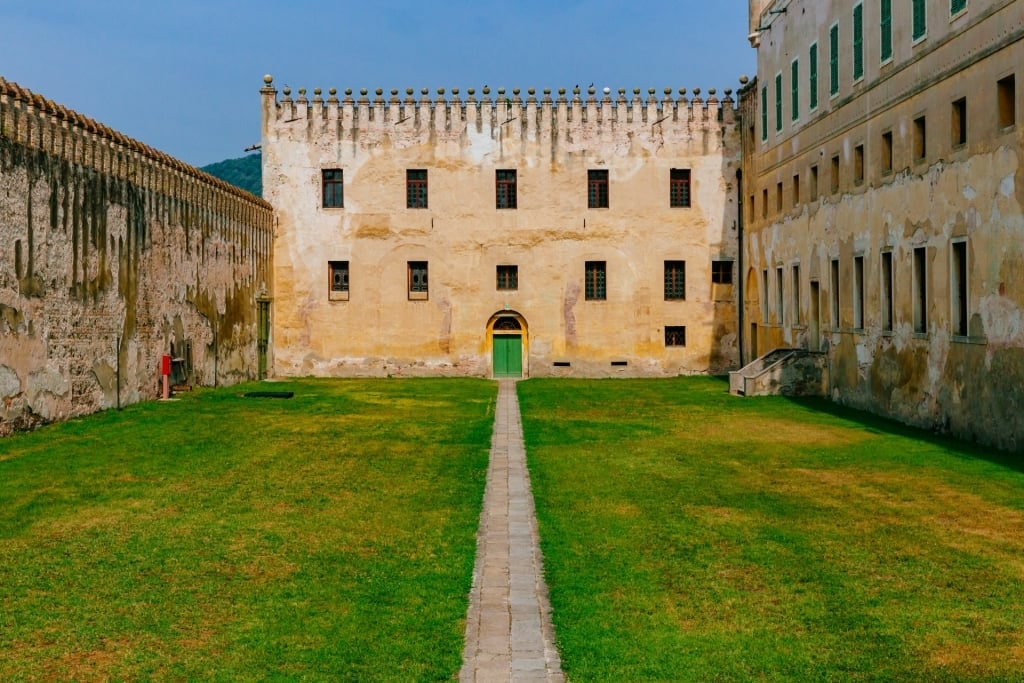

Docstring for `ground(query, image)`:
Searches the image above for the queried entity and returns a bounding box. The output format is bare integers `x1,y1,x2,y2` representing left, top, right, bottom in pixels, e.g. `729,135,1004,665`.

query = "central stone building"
261,79,741,378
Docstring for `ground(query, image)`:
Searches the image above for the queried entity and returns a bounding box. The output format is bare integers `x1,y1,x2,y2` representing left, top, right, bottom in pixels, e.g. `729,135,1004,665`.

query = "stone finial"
708,88,716,96
406,87,414,95
739,75,749,85
482,86,490,95
692,88,701,96
359,88,368,96
328,88,338,103
421,87,429,95
437,87,445,95
263,74,273,85
452,88,460,95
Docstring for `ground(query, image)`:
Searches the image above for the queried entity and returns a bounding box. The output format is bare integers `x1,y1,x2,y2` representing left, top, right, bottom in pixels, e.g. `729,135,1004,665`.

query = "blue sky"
1,1,754,167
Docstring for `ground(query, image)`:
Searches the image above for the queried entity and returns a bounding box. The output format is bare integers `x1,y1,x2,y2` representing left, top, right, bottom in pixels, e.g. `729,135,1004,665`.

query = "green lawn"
519,377,1024,682
0,378,495,681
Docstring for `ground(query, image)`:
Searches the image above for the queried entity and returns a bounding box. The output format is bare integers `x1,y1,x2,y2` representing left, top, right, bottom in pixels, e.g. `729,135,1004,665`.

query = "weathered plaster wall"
263,80,741,378
0,79,273,434
743,0,1024,451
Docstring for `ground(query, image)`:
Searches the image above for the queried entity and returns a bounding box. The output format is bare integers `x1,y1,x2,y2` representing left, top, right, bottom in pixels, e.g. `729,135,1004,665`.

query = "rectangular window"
853,3,864,81
793,173,801,207
665,326,686,347
762,188,768,218
761,269,769,321
830,259,841,329
831,154,840,194
776,182,783,212
408,261,429,299
711,260,733,285
664,260,686,300
761,85,768,141
854,144,864,185
998,75,1016,129
670,169,691,207
775,73,783,132
881,250,894,332
882,131,893,174
792,264,802,325
585,261,606,300
952,97,967,147
776,266,784,323
952,240,968,336
496,170,517,209
791,59,800,121
913,247,928,333
880,0,893,62
749,194,756,223
587,170,609,208
853,255,865,329
496,264,518,290
951,0,967,15
329,260,349,300
914,115,927,160
810,164,819,201
406,169,428,208
913,0,927,41
809,43,819,110
322,169,344,208
829,23,840,96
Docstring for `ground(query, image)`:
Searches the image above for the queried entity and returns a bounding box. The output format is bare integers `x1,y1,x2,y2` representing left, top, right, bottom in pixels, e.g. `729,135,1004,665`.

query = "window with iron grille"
664,261,686,300
587,170,609,208
322,169,344,208
665,326,686,347
329,261,349,292
585,261,606,300
408,261,428,296
496,170,517,209
406,169,428,208
670,169,691,207
496,265,518,290
711,260,733,285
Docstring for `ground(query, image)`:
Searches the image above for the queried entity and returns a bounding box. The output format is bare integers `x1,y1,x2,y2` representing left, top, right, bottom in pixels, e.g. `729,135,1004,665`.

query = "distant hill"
201,153,262,197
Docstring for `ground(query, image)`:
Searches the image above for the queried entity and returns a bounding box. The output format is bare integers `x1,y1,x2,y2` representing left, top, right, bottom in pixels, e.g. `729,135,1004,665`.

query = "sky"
0,1,755,168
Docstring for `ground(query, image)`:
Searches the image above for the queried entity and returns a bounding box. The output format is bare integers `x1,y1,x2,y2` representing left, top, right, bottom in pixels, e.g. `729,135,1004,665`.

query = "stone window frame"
585,261,607,300
496,169,517,209
322,168,344,209
406,169,428,209
496,264,518,291
587,169,609,208
664,326,687,347
328,260,349,302
669,169,692,208
664,260,686,301
408,260,429,300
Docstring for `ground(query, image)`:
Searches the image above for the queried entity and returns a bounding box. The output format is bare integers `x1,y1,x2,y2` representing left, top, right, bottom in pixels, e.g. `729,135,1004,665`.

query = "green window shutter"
791,59,799,121
880,0,892,62
809,43,818,109
913,0,926,40
829,24,839,96
775,73,783,131
761,85,768,140
951,0,967,15
853,4,864,80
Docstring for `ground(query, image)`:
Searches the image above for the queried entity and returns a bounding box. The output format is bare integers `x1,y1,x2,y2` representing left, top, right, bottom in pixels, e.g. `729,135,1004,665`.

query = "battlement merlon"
259,75,738,148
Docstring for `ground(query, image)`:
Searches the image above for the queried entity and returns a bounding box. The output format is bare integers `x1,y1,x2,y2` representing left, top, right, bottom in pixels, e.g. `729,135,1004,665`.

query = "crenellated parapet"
260,75,736,152
0,76,272,222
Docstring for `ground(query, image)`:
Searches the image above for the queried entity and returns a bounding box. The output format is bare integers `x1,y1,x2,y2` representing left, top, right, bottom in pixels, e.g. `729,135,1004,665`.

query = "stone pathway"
460,380,564,683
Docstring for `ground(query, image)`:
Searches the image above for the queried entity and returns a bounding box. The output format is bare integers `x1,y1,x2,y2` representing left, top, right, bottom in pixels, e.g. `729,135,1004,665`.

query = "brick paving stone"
460,380,564,683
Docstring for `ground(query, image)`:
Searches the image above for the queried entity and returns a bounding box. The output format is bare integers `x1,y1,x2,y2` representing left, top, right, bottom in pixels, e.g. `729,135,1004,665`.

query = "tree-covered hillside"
201,153,261,197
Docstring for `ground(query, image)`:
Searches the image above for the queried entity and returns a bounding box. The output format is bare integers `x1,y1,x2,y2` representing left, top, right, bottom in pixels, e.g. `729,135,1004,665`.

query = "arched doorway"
488,312,527,378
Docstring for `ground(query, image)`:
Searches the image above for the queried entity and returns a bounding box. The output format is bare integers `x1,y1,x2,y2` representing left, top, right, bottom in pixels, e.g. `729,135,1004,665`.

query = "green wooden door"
493,334,522,378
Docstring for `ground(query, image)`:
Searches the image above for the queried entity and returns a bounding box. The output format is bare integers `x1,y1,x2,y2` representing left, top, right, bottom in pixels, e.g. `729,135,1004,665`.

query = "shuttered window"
853,4,864,80
829,23,840,96
880,0,892,62
809,43,819,110
912,0,927,40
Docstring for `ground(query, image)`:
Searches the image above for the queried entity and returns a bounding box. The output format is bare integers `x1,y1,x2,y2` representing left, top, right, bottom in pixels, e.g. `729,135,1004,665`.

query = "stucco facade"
262,80,741,378
742,0,1024,450
0,78,273,434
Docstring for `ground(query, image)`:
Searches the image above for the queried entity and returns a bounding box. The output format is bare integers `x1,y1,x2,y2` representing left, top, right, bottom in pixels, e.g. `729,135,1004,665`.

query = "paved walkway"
460,380,564,682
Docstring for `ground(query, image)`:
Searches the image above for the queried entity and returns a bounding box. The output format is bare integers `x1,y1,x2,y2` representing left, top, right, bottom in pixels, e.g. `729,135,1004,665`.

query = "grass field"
0,378,495,681
519,377,1024,682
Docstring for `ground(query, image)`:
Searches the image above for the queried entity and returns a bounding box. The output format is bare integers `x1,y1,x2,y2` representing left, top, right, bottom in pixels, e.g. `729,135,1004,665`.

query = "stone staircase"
729,348,828,397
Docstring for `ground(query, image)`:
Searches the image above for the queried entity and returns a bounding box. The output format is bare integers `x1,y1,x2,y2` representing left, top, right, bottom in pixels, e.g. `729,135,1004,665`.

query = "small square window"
408,261,428,299
711,260,733,285
407,169,428,209
664,260,686,300
497,264,518,290
585,261,606,300
322,169,344,208
670,169,691,207
588,170,609,208
496,170,517,209
665,326,686,347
